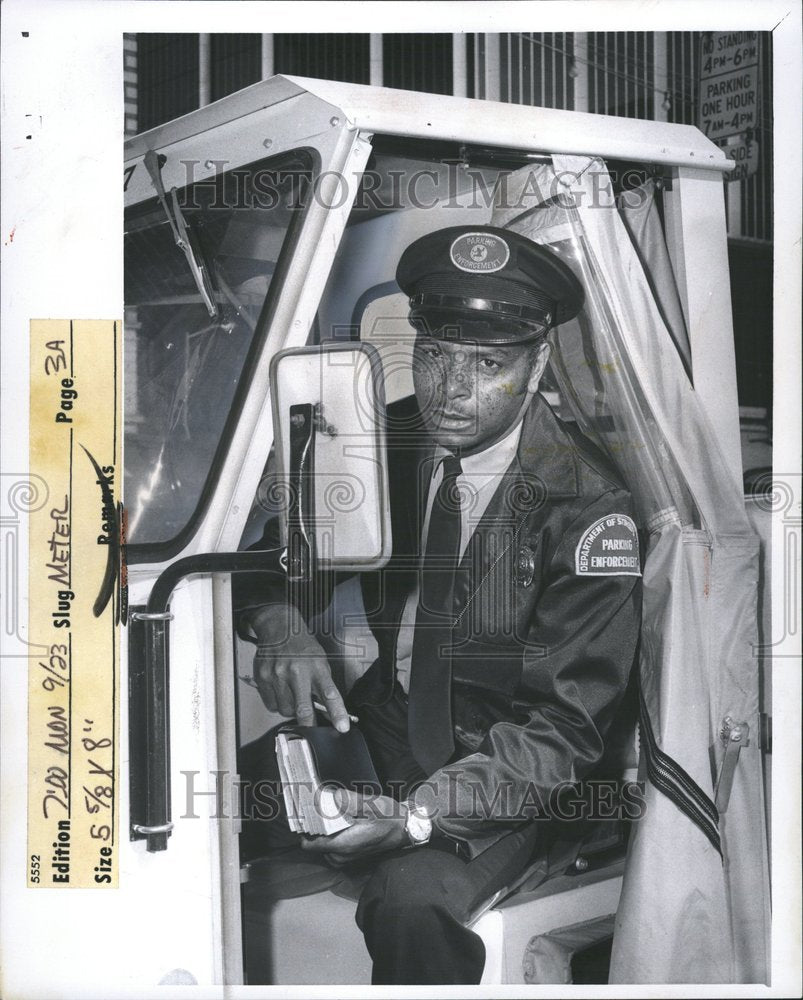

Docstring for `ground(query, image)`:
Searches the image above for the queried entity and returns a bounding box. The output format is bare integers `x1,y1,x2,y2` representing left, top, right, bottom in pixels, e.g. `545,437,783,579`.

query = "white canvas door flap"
491,158,768,983
617,177,692,376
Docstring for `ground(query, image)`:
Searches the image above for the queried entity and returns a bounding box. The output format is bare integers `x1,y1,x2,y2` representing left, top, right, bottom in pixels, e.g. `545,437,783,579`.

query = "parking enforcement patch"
575,514,640,576
450,232,510,273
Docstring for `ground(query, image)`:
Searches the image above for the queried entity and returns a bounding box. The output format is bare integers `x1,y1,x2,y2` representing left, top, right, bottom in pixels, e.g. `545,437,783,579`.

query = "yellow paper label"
28,320,121,887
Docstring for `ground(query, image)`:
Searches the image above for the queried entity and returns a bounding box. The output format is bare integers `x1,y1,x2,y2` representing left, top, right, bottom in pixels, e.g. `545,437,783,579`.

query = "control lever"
714,716,750,814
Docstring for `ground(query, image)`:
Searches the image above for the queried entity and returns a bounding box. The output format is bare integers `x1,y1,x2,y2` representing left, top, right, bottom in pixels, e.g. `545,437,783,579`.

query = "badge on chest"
514,544,538,587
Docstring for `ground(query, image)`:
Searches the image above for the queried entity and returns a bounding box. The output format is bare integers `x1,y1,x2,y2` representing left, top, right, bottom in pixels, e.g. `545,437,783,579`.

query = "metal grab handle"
130,549,286,852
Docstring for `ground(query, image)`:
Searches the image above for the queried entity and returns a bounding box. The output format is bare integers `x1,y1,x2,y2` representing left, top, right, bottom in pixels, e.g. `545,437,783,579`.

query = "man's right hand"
246,603,350,732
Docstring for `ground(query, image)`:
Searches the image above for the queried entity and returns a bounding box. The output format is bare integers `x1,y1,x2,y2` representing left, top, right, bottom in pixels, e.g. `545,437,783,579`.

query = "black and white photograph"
1,2,800,996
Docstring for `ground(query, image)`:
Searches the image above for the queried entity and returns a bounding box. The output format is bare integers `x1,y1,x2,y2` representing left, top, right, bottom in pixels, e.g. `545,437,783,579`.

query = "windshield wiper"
144,149,219,319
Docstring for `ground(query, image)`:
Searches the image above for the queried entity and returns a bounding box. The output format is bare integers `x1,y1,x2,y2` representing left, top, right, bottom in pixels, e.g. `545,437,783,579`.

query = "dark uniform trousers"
236,393,642,984
355,683,542,985
241,680,540,986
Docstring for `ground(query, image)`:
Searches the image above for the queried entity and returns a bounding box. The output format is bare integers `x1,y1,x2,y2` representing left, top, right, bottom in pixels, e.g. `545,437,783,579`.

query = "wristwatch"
403,803,433,847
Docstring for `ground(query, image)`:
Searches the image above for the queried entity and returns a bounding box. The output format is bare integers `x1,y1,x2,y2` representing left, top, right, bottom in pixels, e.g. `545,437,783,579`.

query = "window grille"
501,32,575,109
382,34,453,95
273,33,370,85
210,34,261,101
137,33,200,132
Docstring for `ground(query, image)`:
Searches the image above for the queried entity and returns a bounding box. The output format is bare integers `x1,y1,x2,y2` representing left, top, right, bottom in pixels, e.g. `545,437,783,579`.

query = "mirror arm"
287,403,317,586
146,549,286,615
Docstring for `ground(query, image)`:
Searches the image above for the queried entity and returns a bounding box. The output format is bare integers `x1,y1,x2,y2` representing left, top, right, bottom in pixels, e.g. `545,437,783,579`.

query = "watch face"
406,808,433,845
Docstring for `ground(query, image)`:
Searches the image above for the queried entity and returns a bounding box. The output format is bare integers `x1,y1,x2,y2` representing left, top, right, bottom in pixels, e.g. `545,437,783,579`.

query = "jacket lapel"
454,393,580,618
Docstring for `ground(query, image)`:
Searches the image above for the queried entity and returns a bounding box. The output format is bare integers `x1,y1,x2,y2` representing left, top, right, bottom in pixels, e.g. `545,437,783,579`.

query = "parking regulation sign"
722,135,760,183
698,32,760,142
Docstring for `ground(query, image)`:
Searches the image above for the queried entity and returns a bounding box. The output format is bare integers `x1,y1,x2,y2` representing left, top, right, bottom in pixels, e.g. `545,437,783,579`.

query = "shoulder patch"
575,514,640,576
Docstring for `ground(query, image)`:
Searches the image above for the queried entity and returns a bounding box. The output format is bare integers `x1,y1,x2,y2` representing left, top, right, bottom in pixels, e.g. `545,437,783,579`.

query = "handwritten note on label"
28,320,121,887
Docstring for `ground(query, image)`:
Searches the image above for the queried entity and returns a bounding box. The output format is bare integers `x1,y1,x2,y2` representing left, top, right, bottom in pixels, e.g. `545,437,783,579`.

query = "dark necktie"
408,454,463,774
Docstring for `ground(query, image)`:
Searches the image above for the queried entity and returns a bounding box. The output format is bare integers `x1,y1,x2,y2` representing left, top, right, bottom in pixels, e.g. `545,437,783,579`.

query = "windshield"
124,149,313,553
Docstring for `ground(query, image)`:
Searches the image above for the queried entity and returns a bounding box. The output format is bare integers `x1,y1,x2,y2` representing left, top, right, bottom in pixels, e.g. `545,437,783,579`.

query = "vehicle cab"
107,75,770,986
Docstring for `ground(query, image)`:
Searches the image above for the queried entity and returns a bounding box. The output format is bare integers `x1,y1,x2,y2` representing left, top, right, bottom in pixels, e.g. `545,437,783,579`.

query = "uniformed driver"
236,225,642,985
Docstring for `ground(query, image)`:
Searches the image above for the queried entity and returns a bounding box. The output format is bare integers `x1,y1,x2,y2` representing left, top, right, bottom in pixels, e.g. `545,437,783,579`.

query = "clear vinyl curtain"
491,156,769,984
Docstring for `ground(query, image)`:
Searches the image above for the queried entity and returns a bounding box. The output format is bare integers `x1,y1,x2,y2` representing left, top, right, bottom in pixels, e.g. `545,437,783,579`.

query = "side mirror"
269,342,391,579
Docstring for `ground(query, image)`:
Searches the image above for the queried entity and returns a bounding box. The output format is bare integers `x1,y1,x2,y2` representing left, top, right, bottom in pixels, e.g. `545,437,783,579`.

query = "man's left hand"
300,790,408,863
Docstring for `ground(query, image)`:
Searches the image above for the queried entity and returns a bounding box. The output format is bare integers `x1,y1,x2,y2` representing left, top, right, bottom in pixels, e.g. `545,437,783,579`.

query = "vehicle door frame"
122,85,372,987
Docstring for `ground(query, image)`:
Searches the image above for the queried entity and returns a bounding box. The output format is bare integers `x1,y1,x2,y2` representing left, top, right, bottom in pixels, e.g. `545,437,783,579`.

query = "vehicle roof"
125,74,732,172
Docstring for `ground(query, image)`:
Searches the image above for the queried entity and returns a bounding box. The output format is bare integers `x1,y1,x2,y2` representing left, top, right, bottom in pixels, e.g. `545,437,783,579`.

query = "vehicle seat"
241,819,628,985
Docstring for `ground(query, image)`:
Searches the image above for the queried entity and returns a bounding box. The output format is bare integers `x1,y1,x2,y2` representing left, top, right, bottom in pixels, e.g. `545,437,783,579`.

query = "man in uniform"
236,225,641,984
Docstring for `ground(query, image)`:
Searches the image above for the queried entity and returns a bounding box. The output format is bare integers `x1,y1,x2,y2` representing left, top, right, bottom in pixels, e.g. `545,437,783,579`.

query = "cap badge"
450,232,510,273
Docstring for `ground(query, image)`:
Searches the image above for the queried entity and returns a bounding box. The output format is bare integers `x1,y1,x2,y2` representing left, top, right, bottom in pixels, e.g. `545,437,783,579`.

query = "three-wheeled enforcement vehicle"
49,75,775,988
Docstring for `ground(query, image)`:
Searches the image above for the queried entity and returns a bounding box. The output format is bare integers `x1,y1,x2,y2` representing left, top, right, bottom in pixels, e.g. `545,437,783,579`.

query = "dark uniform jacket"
235,392,642,855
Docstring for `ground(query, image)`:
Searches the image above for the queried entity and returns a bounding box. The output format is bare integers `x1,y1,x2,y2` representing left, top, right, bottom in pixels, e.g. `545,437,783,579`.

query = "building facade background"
124,31,773,459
